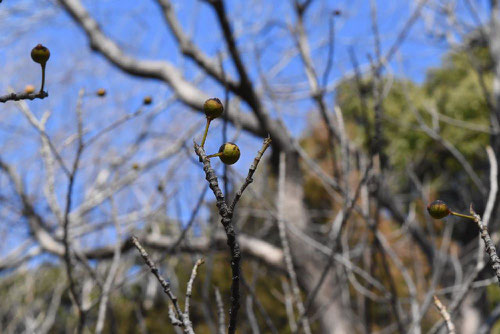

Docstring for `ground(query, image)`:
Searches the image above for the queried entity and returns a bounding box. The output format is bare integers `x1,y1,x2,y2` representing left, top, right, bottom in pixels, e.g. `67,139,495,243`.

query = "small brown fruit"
203,98,223,120
218,142,240,165
24,85,36,94
96,88,106,97
31,44,50,65
427,200,450,219
143,96,153,105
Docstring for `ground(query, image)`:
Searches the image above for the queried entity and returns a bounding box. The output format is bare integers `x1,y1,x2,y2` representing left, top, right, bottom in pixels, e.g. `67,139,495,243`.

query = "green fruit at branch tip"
31,44,50,64
143,96,153,105
203,98,223,119
218,142,240,165
427,200,450,219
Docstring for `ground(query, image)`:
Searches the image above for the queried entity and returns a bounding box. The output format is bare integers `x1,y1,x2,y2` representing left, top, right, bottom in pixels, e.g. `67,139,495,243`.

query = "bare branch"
229,135,272,213
215,287,225,334
483,146,498,226
470,205,500,285
0,90,48,103
156,0,239,90
184,259,205,316
95,199,122,334
62,89,86,333
194,135,271,334
433,295,456,334
56,0,271,141
131,236,195,333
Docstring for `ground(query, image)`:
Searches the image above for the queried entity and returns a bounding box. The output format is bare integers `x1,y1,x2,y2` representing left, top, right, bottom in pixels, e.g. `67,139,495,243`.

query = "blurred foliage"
0,255,291,333
298,45,496,330
336,47,491,198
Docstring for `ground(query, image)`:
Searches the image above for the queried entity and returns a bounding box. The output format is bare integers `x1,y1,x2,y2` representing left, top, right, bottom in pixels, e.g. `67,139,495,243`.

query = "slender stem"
200,118,212,148
207,152,223,159
450,211,475,220
40,63,46,93
470,206,500,286
433,295,456,334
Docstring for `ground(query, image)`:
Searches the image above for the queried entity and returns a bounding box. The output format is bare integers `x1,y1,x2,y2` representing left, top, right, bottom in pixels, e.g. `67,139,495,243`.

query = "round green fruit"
218,142,240,165
31,44,50,65
427,200,450,219
203,98,223,119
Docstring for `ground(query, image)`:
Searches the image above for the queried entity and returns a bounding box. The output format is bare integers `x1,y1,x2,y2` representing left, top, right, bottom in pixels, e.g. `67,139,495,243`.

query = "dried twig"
185,258,205,316
214,287,225,334
433,295,456,333
169,184,209,252
241,276,279,334
62,89,86,333
470,205,500,285
229,135,272,213
95,199,122,334
131,236,196,334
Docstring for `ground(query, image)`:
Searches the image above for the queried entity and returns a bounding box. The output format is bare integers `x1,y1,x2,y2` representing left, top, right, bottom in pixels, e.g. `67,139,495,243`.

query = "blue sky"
0,0,476,260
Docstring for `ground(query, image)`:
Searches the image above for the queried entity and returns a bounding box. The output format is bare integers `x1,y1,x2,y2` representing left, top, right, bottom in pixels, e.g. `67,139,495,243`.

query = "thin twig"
303,164,372,315
85,108,144,146
215,287,225,334
229,135,272,214
433,295,456,333
131,236,195,333
62,89,86,333
321,11,337,88
241,275,279,334
483,146,498,226
169,184,209,252
470,205,500,285
185,258,205,316
95,198,122,334
281,278,298,333
169,305,183,326
14,99,70,176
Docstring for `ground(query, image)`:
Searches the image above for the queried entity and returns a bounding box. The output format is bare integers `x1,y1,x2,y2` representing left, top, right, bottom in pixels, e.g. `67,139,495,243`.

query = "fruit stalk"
450,211,475,220
40,62,46,93
200,118,211,148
